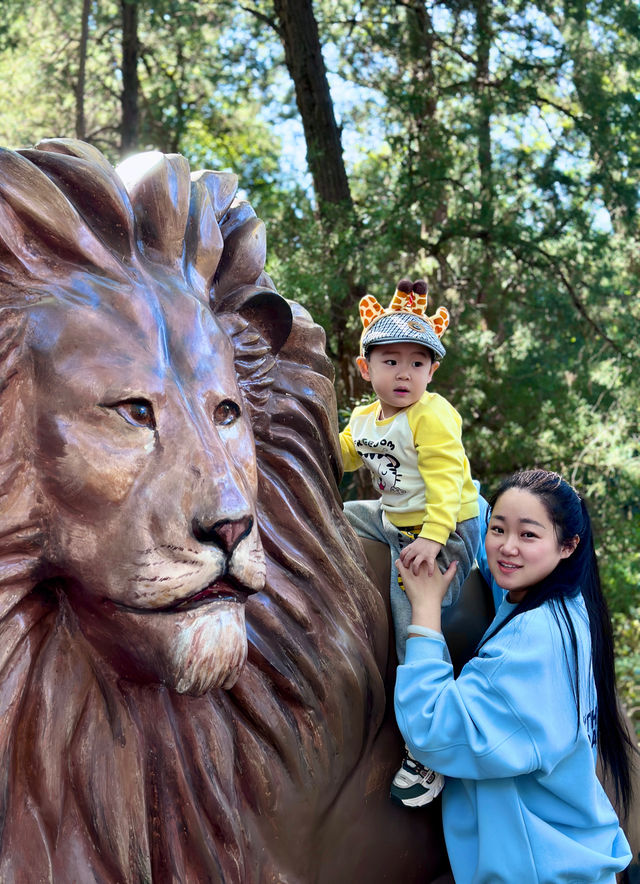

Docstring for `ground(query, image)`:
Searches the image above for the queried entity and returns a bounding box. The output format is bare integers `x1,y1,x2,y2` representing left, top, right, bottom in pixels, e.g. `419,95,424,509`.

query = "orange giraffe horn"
409,279,429,315
359,295,386,330
429,306,450,337
389,278,430,317
389,278,416,313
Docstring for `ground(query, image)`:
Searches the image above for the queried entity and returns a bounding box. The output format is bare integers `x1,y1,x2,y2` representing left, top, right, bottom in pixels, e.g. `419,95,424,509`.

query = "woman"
394,469,635,883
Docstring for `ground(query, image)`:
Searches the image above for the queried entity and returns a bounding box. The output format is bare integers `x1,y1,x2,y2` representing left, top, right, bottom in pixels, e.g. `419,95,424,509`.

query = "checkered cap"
361,311,446,360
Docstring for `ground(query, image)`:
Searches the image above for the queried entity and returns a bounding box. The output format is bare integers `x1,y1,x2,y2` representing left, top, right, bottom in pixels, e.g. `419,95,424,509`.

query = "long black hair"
480,469,636,818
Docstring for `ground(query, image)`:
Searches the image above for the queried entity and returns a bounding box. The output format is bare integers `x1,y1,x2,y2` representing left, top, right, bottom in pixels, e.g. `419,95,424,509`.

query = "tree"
120,0,140,154
271,0,353,214
75,0,91,140
234,0,370,401
258,0,640,607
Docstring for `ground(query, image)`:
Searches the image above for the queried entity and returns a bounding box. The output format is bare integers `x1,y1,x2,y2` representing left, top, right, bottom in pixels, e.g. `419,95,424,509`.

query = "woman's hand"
397,558,458,633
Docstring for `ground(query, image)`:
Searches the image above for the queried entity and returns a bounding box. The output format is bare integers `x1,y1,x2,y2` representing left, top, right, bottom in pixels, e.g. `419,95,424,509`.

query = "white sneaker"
390,749,445,807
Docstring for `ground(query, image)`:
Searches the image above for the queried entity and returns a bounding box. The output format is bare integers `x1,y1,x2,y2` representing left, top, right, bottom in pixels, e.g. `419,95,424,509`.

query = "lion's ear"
236,290,293,355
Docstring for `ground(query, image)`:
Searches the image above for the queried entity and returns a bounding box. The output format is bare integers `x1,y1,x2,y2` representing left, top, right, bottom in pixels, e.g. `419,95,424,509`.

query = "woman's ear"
560,535,580,559
356,355,370,381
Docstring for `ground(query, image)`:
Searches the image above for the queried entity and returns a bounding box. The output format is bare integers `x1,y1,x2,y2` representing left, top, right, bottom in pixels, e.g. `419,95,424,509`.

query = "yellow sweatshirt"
340,392,478,545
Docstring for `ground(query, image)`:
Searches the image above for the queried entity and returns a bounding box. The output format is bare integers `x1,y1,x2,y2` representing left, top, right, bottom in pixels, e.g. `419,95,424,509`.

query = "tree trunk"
474,0,495,305
271,0,353,215
75,0,91,140
271,0,365,402
403,1,451,234
120,0,139,156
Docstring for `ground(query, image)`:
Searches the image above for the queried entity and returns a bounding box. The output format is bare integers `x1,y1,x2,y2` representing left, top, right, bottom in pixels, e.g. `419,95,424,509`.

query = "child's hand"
399,537,442,576
397,558,458,625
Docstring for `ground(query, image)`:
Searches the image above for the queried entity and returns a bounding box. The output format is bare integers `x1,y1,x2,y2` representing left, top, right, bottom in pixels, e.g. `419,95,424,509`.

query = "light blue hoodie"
394,593,631,883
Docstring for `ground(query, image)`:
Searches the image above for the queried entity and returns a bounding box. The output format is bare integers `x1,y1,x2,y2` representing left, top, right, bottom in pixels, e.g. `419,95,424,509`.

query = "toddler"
340,278,480,807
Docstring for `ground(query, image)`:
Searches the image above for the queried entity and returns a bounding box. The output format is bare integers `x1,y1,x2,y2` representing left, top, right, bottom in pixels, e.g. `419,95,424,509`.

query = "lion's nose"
192,514,253,553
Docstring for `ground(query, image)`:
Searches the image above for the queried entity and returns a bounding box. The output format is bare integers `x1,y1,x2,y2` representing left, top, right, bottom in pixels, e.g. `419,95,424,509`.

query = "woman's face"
485,488,578,602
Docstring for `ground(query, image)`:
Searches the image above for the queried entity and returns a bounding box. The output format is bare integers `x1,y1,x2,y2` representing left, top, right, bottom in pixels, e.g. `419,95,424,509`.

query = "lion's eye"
113,399,156,430
214,399,241,426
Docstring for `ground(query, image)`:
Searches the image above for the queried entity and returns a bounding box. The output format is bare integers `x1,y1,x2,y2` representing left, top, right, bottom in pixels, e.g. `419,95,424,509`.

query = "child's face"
485,488,579,603
356,342,438,418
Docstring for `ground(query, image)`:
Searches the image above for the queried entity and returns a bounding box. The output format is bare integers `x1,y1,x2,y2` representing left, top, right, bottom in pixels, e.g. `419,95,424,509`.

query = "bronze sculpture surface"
0,139,450,882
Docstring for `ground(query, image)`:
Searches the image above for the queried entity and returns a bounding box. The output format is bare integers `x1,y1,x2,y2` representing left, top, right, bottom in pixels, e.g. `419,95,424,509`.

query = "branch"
529,246,627,356
236,2,280,35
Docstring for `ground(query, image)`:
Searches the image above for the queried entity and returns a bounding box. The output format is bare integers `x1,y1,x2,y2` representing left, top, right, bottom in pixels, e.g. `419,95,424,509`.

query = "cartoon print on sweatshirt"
360,450,404,493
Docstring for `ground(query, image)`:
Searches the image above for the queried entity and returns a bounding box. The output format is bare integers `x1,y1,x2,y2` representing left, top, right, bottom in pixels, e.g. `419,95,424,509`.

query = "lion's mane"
0,140,440,883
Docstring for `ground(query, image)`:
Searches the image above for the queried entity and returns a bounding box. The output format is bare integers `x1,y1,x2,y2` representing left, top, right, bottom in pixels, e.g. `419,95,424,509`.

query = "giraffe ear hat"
359,278,450,359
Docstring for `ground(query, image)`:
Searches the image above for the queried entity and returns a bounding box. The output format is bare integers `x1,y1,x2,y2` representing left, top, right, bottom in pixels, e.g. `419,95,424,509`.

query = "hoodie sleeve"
394,608,581,780
339,419,363,472
410,397,466,545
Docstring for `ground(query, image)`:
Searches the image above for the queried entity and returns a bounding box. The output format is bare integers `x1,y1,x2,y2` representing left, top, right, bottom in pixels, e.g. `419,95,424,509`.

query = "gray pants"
344,499,480,663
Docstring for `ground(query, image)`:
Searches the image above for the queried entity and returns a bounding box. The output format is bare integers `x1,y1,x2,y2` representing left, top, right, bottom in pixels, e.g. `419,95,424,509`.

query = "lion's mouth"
169,578,255,612
112,578,256,614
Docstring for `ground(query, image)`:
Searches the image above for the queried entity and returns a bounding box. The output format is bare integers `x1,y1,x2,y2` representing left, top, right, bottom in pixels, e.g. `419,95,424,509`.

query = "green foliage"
613,608,640,740
309,0,640,621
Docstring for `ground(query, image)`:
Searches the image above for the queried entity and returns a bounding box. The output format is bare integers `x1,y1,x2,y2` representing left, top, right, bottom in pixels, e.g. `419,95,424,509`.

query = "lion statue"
0,139,451,882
